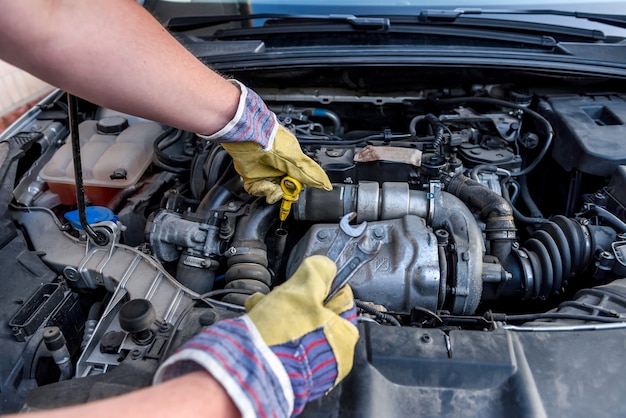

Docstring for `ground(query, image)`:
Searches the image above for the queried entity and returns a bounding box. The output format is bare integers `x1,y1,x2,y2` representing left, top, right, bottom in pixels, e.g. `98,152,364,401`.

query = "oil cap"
64,206,117,230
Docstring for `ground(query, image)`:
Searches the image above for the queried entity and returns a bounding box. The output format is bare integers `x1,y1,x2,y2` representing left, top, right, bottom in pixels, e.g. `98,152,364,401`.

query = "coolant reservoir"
40,116,165,207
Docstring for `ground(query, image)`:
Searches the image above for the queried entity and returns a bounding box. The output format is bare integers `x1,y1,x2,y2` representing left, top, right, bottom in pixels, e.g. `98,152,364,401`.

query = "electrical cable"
356,300,401,326
486,311,626,323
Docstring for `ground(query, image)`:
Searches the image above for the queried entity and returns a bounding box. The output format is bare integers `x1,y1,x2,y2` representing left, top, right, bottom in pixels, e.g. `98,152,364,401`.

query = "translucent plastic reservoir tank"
40,116,166,207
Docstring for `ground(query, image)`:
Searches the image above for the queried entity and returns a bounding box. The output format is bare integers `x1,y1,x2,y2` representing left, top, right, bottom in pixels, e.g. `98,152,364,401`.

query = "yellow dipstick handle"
279,176,303,222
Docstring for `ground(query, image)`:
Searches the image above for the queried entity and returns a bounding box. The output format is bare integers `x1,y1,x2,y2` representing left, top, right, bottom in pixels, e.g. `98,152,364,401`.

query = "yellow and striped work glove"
199,80,331,204
154,255,358,418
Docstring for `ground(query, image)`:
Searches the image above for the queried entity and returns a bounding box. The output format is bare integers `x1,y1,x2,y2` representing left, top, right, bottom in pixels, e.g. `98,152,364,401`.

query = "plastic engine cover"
543,94,626,177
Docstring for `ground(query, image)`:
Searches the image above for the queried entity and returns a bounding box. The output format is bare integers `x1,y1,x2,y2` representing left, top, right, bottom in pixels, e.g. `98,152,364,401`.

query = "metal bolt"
317,230,329,241
420,334,432,343
372,228,384,240
63,267,79,282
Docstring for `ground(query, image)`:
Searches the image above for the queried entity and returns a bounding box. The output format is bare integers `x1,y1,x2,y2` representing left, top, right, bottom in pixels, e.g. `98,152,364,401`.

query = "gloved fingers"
272,126,332,191
277,255,337,303
246,255,340,346
249,255,336,316
324,284,357,322
279,159,332,192
222,139,330,202
244,292,265,312
244,179,284,204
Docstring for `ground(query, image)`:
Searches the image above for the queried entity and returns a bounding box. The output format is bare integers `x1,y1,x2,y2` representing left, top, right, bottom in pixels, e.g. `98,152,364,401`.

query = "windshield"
146,0,626,36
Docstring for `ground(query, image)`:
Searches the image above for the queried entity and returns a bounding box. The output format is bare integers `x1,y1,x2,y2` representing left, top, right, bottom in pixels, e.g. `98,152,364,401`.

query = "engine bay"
3,66,626,412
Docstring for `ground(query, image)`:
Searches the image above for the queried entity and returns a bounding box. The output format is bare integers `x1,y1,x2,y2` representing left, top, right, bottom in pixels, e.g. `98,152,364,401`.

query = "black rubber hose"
510,216,593,299
581,205,626,233
444,173,516,261
233,199,279,243
501,179,548,225
552,215,584,271
153,128,193,166
518,175,543,218
196,162,240,217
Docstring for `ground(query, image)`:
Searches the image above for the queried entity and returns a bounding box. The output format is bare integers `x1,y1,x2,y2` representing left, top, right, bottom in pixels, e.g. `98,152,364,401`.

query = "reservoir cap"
64,206,117,230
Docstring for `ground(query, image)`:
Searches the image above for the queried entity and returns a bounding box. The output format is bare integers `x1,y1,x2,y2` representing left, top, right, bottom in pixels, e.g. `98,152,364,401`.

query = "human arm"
9,371,240,418
0,0,239,135
0,0,331,202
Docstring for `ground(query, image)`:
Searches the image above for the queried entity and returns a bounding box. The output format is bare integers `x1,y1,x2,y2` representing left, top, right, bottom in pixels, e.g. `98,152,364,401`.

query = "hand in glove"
198,80,331,204
154,255,359,418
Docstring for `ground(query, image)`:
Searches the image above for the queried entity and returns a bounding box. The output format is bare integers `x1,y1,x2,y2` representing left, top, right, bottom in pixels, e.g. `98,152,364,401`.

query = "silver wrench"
324,212,382,303
325,212,367,262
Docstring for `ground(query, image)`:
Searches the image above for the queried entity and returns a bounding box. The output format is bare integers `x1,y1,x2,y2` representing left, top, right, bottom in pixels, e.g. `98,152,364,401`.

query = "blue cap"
64,206,117,230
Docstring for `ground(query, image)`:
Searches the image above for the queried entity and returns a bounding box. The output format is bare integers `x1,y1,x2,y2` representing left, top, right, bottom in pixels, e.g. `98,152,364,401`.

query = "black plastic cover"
301,324,626,417
542,95,626,177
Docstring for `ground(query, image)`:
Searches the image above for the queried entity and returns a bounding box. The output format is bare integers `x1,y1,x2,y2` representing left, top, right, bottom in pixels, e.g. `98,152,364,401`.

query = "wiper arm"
416,8,609,40
533,10,626,30
420,8,626,30
166,13,390,33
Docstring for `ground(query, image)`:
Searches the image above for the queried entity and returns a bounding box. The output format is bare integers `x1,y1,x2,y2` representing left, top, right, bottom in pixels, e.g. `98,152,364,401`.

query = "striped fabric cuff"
271,304,357,415
153,315,294,418
197,80,278,151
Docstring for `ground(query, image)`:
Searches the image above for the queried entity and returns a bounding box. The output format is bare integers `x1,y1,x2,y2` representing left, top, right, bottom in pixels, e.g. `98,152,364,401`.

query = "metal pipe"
295,181,485,314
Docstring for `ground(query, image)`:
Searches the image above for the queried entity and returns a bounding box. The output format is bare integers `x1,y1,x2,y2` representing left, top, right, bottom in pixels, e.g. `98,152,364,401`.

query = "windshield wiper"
414,10,606,41
420,9,626,30
167,11,606,43
167,13,390,33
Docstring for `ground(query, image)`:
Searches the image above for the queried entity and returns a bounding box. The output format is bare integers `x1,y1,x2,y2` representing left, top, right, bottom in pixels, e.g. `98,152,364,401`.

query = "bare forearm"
0,0,239,134
12,371,240,418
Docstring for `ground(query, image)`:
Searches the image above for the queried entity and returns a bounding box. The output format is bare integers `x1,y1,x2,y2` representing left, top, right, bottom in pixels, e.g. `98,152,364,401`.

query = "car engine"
3,67,626,412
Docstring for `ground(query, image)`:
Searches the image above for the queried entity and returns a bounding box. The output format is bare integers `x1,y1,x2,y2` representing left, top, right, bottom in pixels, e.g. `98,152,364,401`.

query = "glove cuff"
153,315,294,418
197,80,278,151
271,329,338,415
270,303,356,415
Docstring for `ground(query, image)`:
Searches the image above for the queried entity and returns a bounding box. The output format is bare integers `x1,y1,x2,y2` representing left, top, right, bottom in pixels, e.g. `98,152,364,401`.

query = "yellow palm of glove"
221,125,332,204
245,255,358,386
